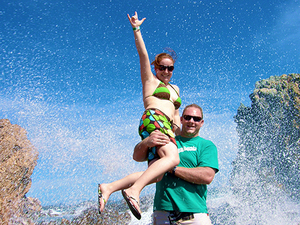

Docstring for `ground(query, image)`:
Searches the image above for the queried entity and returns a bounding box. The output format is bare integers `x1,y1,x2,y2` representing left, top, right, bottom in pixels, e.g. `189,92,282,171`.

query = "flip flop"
98,184,106,214
121,190,141,220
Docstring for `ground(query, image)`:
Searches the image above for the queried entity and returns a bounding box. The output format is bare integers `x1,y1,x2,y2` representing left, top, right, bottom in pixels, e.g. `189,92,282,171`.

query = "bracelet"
133,26,140,31
172,166,177,175
173,123,180,128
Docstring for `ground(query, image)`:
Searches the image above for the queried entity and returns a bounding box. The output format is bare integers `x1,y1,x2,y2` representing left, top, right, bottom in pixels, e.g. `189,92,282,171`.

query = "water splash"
1,0,300,224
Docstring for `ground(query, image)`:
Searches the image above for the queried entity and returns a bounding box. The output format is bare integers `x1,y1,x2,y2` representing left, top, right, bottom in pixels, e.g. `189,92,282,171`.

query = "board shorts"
138,108,177,162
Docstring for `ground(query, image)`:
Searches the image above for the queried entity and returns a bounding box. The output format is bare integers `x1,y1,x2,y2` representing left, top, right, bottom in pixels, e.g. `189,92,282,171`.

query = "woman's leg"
122,142,179,211
99,171,143,213
99,157,163,213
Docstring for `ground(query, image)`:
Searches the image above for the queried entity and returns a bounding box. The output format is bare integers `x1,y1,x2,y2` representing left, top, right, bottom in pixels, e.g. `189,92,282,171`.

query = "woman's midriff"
143,96,175,121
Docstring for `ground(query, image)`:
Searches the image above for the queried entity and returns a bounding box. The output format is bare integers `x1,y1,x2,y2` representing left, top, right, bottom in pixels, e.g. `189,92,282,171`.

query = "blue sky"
1,0,299,206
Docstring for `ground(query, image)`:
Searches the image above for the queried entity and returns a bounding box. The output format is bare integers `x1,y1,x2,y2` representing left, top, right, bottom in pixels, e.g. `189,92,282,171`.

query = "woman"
98,12,181,220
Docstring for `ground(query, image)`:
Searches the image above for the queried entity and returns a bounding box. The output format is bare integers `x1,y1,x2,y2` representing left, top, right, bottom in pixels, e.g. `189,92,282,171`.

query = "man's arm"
172,166,216,185
133,130,170,162
134,131,217,184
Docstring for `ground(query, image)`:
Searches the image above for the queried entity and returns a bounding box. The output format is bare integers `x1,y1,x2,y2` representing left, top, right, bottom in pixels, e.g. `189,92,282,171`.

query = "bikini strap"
168,83,180,97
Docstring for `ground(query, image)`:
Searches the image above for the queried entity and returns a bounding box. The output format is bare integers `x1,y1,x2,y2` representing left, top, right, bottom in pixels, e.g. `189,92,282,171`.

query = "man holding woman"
134,104,219,224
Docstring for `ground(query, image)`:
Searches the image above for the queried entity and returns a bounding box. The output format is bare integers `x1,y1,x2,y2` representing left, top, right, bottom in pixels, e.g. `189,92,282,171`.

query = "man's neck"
179,133,199,138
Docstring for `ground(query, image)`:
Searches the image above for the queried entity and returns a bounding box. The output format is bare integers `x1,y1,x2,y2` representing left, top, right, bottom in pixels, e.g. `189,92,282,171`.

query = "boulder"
0,119,40,224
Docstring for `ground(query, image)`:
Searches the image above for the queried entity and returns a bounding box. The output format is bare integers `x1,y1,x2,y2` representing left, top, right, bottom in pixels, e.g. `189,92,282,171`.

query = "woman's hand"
127,11,146,28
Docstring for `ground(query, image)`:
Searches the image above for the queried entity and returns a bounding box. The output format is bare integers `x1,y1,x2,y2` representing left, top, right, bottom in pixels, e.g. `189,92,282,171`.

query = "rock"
0,119,40,224
233,73,300,199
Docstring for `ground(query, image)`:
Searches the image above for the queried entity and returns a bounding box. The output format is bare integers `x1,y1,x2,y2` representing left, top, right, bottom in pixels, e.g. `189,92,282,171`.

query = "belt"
168,211,194,224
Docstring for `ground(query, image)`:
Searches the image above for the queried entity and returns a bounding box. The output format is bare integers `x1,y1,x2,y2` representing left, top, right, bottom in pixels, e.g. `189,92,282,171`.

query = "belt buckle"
168,211,194,224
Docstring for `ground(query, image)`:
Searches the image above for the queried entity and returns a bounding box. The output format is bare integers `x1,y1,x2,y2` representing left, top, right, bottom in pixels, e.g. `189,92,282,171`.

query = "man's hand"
145,130,170,148
133,130,170,162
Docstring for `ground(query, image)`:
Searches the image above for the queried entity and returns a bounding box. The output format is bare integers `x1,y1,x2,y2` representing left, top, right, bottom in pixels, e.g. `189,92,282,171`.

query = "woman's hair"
151,48,177,68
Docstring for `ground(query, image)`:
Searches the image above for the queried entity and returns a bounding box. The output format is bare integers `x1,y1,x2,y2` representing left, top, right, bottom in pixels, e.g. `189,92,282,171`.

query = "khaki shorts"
153,210,212,225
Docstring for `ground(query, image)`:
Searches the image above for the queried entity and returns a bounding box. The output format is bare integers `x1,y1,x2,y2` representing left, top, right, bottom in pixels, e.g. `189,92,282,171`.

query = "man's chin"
185,127,195,132
185,130,196,135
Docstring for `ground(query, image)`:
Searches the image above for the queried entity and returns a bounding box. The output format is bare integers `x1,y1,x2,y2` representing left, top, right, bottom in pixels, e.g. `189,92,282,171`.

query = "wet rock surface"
233,73,300,199
0,119,40,224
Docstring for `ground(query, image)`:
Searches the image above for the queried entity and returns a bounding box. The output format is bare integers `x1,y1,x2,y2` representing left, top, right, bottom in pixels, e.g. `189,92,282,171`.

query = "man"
133,104,219,224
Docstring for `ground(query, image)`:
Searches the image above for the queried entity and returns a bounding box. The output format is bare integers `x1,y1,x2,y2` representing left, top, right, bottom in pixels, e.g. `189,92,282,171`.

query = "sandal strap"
128,195,139,206
98,185,106,203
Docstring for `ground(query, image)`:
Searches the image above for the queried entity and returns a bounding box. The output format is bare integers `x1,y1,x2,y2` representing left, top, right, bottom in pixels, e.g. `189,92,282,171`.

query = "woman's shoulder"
143,73,159,83
143,75,162,96
169,83,179,89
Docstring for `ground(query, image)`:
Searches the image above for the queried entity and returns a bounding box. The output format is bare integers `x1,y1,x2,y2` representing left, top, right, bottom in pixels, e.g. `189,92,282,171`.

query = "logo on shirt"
178,146,197,153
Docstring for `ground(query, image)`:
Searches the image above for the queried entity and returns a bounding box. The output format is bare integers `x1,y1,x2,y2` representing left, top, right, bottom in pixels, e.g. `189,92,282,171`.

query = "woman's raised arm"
127,12,153,84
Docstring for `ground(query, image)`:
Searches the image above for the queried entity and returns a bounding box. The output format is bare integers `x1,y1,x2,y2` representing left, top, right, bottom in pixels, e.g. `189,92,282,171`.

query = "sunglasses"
183,115,202,122
158,65,174,72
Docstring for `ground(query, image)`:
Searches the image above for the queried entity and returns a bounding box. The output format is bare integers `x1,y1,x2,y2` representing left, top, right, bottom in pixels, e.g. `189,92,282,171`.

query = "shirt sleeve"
198,139,219,173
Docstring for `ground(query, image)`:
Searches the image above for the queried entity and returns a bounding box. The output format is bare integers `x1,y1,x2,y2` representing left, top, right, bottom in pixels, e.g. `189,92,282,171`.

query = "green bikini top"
151,81,182,110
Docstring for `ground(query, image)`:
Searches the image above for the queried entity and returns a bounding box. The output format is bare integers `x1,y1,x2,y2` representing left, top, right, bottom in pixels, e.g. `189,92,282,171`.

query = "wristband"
133,26,140,31
172,166,177,175
173,123,180,128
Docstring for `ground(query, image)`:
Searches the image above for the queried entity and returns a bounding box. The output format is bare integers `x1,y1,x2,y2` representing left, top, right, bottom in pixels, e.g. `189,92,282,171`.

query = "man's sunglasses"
183,115,202,122
158,65,174,72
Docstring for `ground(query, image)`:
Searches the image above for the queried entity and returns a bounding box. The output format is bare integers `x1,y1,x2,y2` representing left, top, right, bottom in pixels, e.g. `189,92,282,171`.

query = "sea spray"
213,74,300,224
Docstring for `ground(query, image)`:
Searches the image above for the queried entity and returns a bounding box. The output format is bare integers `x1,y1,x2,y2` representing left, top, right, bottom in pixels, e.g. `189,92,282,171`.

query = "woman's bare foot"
98,183,111,214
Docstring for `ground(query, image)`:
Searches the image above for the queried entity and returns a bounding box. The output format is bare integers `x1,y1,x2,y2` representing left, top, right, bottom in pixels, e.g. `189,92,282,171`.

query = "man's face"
180,107,204,138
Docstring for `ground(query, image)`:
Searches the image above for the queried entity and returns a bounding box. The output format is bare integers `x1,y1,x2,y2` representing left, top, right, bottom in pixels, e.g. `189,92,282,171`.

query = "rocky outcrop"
0,119,41,224
36,195,154,224
232,73,300,199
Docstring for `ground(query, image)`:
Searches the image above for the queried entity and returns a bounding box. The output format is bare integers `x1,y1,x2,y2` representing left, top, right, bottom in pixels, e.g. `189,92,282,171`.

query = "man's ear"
200,119,204,127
